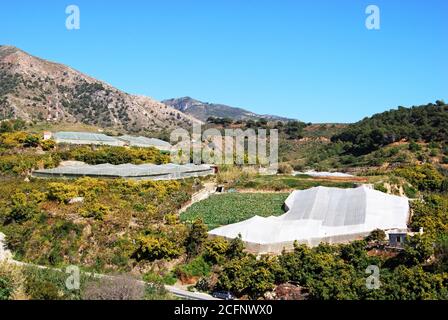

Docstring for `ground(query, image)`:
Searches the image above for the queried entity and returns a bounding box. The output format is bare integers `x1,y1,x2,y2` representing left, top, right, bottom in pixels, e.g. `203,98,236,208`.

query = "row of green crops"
180,193,288,230
235,175,356,190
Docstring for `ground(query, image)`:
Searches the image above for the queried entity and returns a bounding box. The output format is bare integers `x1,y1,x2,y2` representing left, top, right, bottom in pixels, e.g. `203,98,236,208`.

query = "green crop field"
235,175,356,191
180,193,289,230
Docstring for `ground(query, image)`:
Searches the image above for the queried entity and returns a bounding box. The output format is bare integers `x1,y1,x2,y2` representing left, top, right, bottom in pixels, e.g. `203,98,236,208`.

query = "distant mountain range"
0,46,199,133
162,96,293,122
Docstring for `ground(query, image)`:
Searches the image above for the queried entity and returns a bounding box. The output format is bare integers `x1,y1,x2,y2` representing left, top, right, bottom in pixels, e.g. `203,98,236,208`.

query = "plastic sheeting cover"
33,163,213,178
209,186,409,245
54,132,121,143
118,135,172,149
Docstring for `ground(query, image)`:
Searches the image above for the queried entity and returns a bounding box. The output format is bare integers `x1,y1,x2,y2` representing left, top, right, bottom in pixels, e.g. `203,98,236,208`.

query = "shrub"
4,192,40,224
277,163,293,175
403,184,418,198
143,271,177,286
394,164,444,192
0,277,12,300
23,134,40,148
0,262,26,300
374,184,388,193
408,141,421,152
204,238,229,264
366,229,386,242
40,139,56,151
134,235,181,261
79,203,111,220
47,183,79,203
175,255,211,279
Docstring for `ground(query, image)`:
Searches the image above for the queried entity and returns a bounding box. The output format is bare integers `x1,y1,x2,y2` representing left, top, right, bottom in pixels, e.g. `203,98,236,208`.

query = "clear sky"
1,0,447,123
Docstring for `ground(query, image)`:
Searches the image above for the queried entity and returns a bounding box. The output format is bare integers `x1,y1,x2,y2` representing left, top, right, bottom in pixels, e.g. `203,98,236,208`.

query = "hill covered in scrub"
279,102,448,172
0,46,199,133
331,101,448,156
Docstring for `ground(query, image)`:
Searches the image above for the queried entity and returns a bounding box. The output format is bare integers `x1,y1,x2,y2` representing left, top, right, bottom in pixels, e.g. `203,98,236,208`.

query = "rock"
68,197,84,204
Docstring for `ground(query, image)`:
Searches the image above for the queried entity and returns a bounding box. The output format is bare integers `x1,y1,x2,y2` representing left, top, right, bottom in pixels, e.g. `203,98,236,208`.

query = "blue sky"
1,0,447,123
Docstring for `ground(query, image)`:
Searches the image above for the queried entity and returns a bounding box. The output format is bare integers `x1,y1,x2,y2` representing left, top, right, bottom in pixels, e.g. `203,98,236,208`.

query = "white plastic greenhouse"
53,132,126,146
209,186,410,253
32,163,214,180
117,135,172,151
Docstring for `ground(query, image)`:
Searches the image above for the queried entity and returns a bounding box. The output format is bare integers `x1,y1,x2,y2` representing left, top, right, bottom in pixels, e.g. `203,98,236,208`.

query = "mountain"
0,46,199,133
331,101,448,155
162,96,293,122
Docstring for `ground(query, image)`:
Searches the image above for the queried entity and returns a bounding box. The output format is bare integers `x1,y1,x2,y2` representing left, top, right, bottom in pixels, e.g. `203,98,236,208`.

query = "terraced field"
235,175,357,191
180,193,289,230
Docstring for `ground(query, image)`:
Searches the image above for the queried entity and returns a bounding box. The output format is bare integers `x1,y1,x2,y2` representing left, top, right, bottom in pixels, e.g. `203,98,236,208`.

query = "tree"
226,234,245,259
185,219,208,258
401,235,435,266
434,235,448,272
366,229,386,242
23,134,40,148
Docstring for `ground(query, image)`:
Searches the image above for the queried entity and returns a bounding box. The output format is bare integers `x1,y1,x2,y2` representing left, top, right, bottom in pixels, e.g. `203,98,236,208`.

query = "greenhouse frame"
32,163,214,180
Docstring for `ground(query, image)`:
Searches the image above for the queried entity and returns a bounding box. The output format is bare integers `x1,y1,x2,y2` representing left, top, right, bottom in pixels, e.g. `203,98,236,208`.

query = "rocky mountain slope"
163,96,292,122
0,46,199,133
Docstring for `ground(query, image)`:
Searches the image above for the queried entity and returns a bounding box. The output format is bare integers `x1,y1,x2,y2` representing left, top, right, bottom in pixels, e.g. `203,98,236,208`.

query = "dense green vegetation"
1,100,448,300
332,102,448,156
0,129,170,175
234,174,356,191
0,262,172,300
58,145,170,165
0,177,193,271
190,233,448,300
181,193,288,229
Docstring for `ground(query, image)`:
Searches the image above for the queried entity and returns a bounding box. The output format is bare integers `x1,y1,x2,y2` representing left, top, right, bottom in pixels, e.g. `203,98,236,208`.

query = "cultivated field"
180,193,288,229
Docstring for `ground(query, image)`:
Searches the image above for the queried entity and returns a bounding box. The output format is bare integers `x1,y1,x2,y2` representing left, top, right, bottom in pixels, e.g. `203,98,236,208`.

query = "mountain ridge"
162,96,293,122
0,45,200,133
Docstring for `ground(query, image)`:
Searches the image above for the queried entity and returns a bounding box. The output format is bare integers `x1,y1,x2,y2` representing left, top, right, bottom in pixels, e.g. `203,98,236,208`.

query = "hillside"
162,96,292,122
0,46,199,133
287,102,448,172
331,102,448,156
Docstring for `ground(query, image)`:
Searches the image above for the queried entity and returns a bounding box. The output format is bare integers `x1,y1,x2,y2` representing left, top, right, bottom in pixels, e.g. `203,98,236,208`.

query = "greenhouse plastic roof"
54,132,121,143
298,170,354,178
33,163,213,178
118,135,172,148
209,186,409,245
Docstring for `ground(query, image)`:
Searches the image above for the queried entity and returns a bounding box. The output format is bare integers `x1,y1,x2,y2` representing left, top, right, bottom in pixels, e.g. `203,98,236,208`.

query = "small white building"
43,131,52,140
